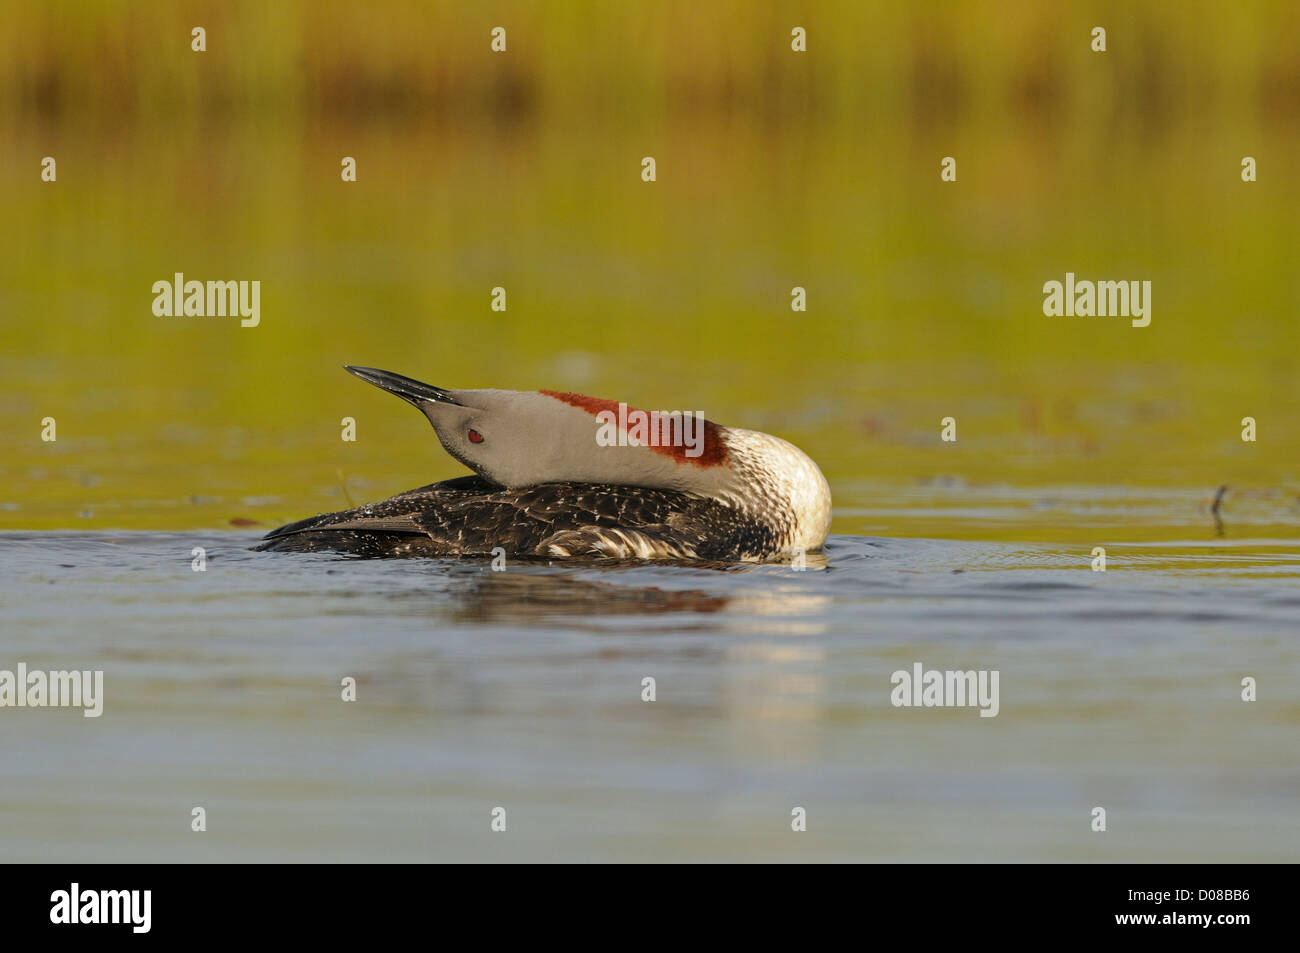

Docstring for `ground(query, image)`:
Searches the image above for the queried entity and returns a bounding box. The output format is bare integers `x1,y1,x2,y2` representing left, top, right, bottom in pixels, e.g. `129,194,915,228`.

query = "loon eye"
467,429,484,444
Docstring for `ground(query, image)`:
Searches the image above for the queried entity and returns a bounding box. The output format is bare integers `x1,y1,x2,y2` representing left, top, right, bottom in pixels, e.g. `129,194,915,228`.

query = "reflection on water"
0,482,1296,862
446,571,732,624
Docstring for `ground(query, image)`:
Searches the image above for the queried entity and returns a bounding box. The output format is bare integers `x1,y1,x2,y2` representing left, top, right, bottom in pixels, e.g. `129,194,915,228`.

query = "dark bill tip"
343,366,462,406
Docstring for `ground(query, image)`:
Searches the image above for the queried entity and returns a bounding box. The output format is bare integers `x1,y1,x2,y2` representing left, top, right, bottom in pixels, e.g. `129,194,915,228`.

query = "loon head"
344,366,832,551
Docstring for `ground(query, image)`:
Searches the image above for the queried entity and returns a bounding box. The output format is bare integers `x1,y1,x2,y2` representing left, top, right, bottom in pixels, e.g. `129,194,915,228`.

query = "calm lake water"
2,484,1296,863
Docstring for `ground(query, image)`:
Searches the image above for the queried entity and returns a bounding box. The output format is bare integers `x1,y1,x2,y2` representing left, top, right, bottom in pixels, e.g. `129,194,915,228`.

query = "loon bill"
257,366,832,561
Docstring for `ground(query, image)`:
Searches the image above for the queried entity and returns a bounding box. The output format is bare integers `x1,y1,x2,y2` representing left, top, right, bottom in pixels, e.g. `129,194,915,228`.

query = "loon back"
257,476,781,560
257,367,832,561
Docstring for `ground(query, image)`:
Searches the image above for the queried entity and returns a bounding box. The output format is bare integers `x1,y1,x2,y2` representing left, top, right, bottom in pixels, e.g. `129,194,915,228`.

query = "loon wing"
534,525,701,560
256,475,492,546
256,478,768,560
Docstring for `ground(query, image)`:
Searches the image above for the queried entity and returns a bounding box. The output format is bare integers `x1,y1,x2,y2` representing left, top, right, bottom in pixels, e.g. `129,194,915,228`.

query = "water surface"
2,484,1295,863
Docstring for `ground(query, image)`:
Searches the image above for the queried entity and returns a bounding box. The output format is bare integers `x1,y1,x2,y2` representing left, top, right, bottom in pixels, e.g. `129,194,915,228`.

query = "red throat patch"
540,391,729,468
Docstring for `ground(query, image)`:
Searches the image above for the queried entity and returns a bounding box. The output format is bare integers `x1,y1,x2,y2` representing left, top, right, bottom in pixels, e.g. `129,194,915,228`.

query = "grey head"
343,365,724,492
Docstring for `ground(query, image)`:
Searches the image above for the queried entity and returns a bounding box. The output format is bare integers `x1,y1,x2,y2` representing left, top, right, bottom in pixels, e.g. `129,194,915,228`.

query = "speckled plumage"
257,475,777,560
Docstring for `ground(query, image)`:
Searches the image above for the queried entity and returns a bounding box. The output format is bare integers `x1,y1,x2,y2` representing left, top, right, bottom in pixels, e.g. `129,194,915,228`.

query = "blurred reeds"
2,1,1298,127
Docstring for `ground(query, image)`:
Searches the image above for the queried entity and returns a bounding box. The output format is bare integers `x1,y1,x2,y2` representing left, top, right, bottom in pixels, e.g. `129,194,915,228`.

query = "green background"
2,1,1296,541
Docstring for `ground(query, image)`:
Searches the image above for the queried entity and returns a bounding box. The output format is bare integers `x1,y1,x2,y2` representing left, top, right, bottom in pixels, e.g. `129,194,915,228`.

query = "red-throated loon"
257,366,832,561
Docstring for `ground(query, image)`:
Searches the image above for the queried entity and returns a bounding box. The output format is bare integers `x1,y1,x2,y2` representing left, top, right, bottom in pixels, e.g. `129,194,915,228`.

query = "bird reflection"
444,568,732,624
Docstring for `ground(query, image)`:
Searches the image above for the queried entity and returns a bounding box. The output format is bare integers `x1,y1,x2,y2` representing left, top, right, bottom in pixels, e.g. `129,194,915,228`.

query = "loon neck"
704,428,832,552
